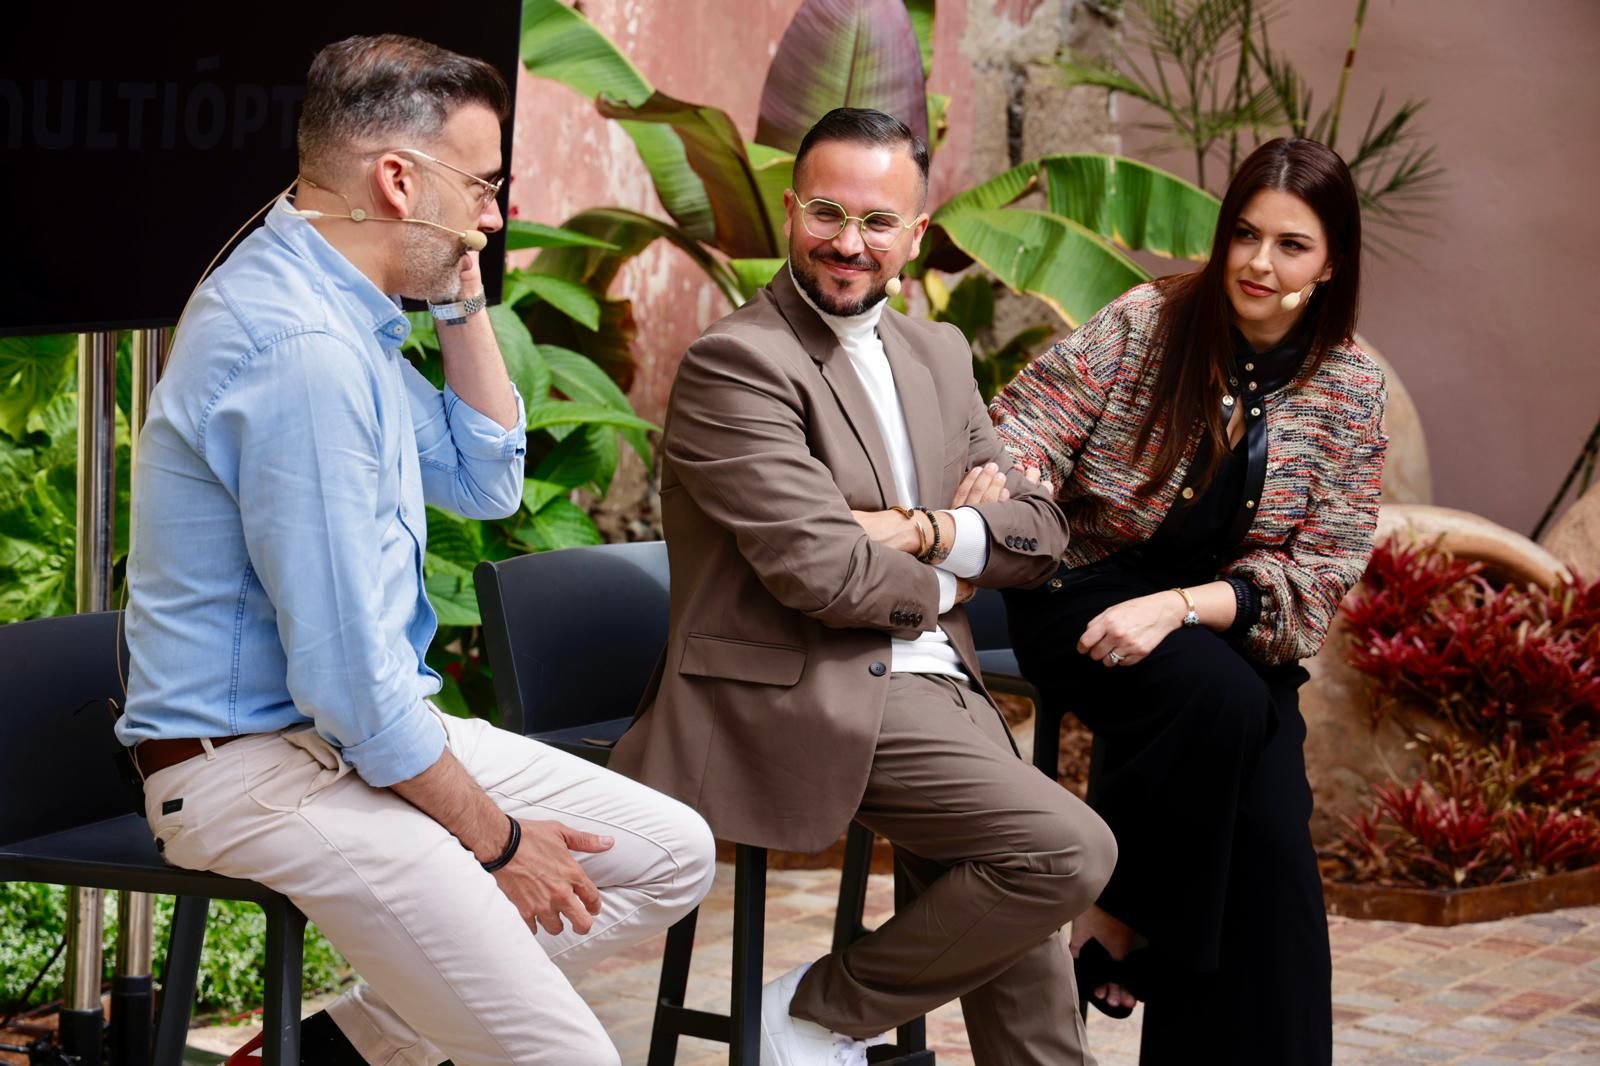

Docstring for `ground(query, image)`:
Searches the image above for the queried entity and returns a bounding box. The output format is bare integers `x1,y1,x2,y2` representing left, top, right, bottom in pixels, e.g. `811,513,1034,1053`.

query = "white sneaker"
759,963,870,1066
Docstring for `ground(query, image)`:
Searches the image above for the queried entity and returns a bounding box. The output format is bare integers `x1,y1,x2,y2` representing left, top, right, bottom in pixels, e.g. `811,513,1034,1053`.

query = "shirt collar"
788,262,887,343
267,194,412,346
1230,322,1308,395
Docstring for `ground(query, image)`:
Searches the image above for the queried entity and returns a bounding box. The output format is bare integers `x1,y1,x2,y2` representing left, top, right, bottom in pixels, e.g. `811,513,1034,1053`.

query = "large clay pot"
1356,338,1433,506
1302,504,1569,844
1540,480,1600,579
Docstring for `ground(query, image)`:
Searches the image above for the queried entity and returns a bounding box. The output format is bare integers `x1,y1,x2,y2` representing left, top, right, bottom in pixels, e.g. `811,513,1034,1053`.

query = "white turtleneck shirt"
791,267,990,678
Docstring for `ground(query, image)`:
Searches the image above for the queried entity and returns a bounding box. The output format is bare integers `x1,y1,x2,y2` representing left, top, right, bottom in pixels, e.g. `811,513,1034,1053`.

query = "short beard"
397,184,465,302
792,252,887,318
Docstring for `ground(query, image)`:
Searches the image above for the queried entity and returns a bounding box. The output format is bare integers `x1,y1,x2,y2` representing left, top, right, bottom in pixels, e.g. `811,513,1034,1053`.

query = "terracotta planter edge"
1323,864,1600,926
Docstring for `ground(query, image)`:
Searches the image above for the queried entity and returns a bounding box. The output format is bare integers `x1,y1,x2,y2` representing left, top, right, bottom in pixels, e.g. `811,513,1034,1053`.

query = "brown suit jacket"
608,269,1070,852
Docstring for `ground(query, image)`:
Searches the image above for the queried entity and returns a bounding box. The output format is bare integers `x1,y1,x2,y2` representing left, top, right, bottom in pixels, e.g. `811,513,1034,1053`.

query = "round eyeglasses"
796,196,916,252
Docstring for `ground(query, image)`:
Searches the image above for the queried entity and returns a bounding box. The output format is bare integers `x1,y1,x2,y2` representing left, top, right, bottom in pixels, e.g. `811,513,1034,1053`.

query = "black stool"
474,544,934,1065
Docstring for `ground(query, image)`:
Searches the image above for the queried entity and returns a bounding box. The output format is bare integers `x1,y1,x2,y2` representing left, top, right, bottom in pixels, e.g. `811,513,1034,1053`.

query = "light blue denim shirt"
117,197,526,787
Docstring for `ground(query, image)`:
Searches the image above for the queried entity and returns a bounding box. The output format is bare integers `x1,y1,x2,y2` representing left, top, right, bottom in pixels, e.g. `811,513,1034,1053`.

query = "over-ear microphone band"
277,202,488,251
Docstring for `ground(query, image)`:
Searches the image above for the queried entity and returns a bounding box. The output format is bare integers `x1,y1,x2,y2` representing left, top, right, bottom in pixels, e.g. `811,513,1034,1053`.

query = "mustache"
818,252,877,270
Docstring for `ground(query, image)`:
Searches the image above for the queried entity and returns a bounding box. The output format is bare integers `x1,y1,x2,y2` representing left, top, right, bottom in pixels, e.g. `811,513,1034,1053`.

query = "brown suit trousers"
609,269,1115,1063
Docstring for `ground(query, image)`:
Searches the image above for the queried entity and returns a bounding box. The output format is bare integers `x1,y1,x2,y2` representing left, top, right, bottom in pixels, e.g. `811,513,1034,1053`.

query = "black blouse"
1143,325,1311,635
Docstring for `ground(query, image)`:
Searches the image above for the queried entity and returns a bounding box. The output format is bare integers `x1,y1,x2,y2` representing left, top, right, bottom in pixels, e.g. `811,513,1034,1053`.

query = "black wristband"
480,813,521,873
1224,576,1261,637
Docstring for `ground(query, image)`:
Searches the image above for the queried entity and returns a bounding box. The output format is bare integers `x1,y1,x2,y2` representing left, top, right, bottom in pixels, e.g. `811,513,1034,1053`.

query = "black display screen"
0,2,521,336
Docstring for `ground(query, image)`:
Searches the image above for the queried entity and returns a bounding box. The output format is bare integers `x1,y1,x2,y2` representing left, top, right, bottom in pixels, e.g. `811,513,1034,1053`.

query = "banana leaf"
935,207,1147,328
596,92,782,259
755,0,929,153
1037,155,1218,261
906,0,935,79
528,207,742,306
520,0,715,243
747,143,797,253
504,220,620,252
728,259,788,302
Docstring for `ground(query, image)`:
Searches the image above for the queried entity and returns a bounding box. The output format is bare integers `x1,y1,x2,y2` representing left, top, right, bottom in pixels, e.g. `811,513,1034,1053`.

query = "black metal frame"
0,611,304,1066
474,544,935,1065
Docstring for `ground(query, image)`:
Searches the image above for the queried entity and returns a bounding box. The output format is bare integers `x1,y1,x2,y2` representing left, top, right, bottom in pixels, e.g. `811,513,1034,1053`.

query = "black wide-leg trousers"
1004,558,1332,1066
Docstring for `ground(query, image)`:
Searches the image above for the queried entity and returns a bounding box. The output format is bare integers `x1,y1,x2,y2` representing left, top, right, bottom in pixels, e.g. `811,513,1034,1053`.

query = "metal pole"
62,329,120,1061
110,327,169,1066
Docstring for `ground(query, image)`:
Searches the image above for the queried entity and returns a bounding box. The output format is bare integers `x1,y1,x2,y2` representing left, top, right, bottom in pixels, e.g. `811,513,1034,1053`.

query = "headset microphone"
279,202,487,250
1279,282,1314,311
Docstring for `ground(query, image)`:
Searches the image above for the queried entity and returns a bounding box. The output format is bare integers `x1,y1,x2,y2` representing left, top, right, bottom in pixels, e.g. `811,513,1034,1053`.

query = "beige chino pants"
140,708,716,1066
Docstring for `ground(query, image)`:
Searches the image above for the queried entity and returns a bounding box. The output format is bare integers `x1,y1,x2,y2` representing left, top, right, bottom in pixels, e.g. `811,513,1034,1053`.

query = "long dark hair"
1134,137,1362,496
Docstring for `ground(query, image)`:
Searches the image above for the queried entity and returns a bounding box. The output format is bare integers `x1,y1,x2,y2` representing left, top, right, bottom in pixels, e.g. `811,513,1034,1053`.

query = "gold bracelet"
1171,586,1200,628
891,505,930,557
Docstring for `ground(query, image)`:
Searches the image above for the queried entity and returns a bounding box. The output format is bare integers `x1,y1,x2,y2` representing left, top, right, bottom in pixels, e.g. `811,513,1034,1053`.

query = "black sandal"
1074,938,1158,1020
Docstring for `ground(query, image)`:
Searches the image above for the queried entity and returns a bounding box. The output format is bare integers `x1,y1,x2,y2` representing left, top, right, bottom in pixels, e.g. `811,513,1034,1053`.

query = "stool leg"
890,859,928,1055
260,899,305,1066
729,845,766,1066
833,822,875,954
647,908,700,1066
1032,698,1064,778
151,896,208,1066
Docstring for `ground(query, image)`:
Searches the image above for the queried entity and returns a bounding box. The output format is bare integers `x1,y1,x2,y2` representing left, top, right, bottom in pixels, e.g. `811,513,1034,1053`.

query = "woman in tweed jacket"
991,139,1386,1065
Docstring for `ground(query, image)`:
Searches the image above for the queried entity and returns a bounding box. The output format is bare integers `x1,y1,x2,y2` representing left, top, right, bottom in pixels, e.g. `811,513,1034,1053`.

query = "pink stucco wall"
507,0,977,427
1121,0,1600,533
511,0,1600,534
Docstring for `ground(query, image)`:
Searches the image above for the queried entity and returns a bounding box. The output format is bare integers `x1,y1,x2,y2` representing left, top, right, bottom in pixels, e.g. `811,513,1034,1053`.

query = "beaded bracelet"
914,506,944,564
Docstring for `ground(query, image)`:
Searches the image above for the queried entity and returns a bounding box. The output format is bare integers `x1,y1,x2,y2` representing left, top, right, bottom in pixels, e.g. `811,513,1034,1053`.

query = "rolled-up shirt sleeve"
405,362,526,520
207,333,445,787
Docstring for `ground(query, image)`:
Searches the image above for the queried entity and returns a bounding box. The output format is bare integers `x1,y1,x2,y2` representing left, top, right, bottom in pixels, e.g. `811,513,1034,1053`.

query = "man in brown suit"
609,109,1116,1066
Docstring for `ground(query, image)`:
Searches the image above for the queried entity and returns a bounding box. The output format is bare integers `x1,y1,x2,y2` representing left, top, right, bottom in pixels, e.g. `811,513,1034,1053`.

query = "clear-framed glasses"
392,147,505,209
796,195,916,252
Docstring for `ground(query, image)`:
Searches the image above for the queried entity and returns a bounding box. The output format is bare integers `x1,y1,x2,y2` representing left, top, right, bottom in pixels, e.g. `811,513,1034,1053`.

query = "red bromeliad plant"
1330,536,1600,888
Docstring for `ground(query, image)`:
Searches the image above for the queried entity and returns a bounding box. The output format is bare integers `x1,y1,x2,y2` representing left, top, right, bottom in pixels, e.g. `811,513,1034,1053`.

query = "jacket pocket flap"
681,634,806,686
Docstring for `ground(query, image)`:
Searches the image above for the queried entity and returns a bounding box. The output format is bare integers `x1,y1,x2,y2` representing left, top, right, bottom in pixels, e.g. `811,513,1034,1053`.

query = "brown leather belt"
135,734,250,777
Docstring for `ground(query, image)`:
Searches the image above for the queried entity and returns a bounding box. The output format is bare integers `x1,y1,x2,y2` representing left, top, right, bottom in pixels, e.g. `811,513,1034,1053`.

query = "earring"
885,276,903,297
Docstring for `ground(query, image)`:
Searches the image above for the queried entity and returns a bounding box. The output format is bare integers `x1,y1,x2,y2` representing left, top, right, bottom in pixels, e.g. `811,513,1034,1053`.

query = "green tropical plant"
519,0,1219,397
0,228,656,719
402,251,658,717
1057,0,1445,255
0,884,348,1015
0,335,131,625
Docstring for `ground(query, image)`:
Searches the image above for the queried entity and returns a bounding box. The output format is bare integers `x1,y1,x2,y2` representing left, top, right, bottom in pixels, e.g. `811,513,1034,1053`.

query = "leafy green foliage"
0,885,349,1015
520,0,716,243
402,269,657,712
0,338,132,625
1058,0,1443,255
925,272,1056,402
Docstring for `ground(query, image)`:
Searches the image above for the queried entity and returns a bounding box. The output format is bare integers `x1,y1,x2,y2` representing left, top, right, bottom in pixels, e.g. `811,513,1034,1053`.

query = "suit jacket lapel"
770,269,897,508
878,311,946,510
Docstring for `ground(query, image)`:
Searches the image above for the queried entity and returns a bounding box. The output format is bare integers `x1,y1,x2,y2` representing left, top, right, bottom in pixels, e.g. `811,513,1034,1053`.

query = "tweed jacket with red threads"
990,282,1388,665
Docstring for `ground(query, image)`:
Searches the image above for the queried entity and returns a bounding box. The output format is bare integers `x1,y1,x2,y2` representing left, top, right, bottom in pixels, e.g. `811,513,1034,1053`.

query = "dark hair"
793,107,930,203
1134,137,1363,496
298,34,511,170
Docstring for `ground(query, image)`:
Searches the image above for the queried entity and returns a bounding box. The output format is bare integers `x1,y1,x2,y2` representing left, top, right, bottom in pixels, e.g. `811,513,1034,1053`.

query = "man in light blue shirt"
122,34,713,1066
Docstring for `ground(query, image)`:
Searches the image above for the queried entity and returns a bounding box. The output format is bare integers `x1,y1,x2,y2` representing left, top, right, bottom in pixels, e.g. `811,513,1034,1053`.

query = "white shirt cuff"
935,568,958,615
937,506,990,579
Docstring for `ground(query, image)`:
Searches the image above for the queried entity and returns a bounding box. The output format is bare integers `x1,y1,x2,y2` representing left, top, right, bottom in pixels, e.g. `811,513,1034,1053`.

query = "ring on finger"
1107,649,1124,666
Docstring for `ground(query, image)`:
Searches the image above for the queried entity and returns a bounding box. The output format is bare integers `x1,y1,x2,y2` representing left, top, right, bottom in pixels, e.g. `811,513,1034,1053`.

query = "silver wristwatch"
428,291,487,326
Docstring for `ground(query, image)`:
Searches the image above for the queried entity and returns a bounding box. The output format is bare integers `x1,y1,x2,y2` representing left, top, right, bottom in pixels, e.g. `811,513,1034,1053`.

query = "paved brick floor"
567,864,1600,1066
158,863,1600,1064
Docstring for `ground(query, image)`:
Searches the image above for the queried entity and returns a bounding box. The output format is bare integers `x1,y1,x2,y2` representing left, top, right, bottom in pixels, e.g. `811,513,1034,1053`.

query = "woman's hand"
1077,591,1188,668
